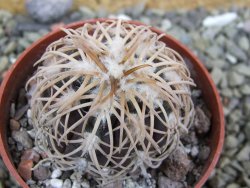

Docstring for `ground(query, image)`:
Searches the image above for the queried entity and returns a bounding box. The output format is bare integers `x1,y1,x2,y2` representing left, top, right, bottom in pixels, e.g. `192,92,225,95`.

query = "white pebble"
63,179,72,188
226,53,237,64
43,161,51,167
81,180,90,188
185,148,191,154
203,12,238,27
108,14,131,20
27,109,32,118
161,19,172,31
50,179,63,188
51,169,62,178
27,129,36,139
191,146,199,157
72,181,81,188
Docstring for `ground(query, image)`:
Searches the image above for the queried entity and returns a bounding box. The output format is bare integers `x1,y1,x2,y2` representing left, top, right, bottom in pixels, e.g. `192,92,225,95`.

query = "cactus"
26,19,195,185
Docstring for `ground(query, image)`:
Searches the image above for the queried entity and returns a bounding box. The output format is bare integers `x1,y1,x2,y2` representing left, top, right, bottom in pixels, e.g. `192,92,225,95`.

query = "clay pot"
0,19,224,188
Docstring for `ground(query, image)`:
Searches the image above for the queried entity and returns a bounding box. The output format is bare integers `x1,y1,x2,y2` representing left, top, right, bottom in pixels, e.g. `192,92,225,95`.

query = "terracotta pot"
0,19,224,188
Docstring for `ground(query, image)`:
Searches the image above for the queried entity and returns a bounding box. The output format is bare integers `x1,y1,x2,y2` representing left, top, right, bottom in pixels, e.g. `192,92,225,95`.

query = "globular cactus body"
26,19,195,185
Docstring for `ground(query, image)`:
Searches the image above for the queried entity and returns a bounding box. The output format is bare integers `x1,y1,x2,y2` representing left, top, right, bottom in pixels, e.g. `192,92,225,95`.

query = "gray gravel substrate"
0,5,250,188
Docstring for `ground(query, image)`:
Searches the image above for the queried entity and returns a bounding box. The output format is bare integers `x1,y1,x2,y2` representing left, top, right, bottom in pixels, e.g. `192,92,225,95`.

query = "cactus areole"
26,19,195,185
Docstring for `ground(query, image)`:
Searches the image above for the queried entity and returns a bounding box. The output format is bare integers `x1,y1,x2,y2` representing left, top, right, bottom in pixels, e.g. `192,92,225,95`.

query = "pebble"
211,67,223,85
9,119,20,131
72,181,81,188
216,34,227,46
242,161,250,175
241,20,250,33
228,71,245,87
193,106,211,134
103,180,123,188
223,25,238,39
225,135,238,149
14,104,29,120
0,56,9,72
51,169,62,179
9,54,17,64
226,53,237,64
26,0,73,23
4,41,17,54
19,118,28,128
226,183,240,188
193,37,209,51
145,8,165,17
50,179,63,188
0,10,12,23
234,86,245,97
179,17,196,31
15,22,49,33
206,45,223,59
210,59,226,68
27,179,36,185
238,36,249,51
5,19,16,35
21,149,40,163
234,64,250,77
68,12,83,22
79,6,96,19
198,146,210,161
62,179,72,188
220,157,230,168
226,41,248,62
202,12,238,27
191,146,199,157
27,129,36,139
24,32,41,43
11,129,33,149
236,145,250,161
0,161,8,179
0,26,4,37
17,88,27,108
231,161,244,173
17,160,33,181
243,176,250,187
33,166,51,181
202,27,222,40
81,180,90,188
244,123,250,141
139,16,151,25
220,74,228,88
161,19,172,31
162,147,191,181
158,176,184,188
240,85,250,95
123,179,140,188
109,14,131,21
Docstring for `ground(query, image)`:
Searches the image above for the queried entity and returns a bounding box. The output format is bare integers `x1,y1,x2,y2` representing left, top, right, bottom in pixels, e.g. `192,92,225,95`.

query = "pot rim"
0,18,224,188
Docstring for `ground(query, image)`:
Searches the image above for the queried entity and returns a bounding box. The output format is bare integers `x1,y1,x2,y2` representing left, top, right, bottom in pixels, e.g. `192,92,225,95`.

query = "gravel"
0,4,250,188
33,166,51,181
11,129,33,149
25,0,73,23
161,147,192,181
0,56,8,73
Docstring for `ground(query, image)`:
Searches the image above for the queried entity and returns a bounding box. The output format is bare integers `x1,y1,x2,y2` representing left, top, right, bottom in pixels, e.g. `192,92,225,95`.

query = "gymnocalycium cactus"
26,19,195,185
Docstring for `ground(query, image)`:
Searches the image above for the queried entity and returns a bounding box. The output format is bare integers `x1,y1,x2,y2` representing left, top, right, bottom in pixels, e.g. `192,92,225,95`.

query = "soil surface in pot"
7,86,211,188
